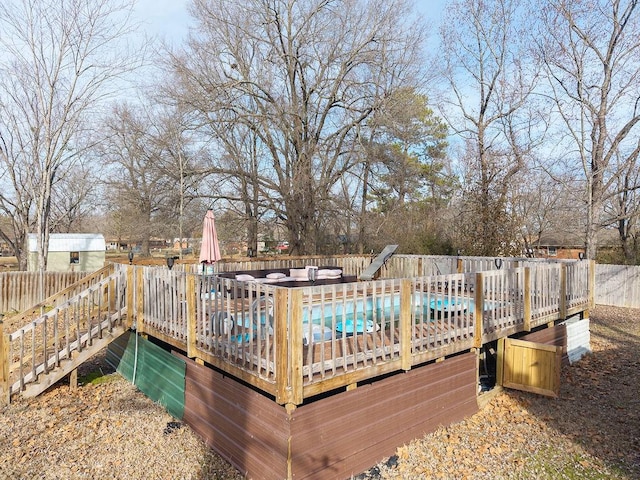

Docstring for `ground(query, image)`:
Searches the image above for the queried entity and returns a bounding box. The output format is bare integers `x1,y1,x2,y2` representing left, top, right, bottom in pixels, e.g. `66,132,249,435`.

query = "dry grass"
362,305,640,479
0,352,244,480
0,305,637,479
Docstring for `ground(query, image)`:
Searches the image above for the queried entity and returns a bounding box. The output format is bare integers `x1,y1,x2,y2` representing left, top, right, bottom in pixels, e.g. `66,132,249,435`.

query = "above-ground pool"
217,292,496,344
300,293,481,342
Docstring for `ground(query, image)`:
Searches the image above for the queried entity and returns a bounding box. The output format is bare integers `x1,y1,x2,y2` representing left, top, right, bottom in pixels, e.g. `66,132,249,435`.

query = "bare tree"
437,0,542,256
49,159,103,233
536,0,640,260
0,0,142,270
511,167,583,256
193,116,269,258
603,149,640,263
0,141,33,269
167,0,427,254
151,107,210,259
100,103,176,256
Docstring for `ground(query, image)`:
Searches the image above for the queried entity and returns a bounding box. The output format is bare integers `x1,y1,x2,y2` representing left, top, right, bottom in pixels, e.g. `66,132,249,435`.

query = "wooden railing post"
559,263,567,320
400,279,412,371
289,289,303,405
276,288,302,406
523,267,531,331
473,273,484,348
186,273,197,358
457,258,463,273
136,267,145,334
126,266,135,330
107,266,116,313
0,320,9,406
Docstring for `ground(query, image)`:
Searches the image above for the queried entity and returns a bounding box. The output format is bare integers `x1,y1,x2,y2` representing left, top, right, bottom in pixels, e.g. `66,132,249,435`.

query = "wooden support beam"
69,368,78,391
496,337,505,387
275,289,291,405
289,289,303,405
559,263,567,320
108,275,116,312
588,260,596,309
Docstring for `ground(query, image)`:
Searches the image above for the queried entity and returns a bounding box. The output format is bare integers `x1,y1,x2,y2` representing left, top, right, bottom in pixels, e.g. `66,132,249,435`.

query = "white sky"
131,0,449,48
132,0,192,46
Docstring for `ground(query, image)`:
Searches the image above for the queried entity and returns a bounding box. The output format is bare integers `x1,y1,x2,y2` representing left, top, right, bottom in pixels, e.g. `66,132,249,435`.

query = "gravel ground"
0,305,638,480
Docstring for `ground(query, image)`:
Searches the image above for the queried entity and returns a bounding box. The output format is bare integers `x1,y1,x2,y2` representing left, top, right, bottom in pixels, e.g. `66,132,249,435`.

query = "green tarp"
107,330,186,420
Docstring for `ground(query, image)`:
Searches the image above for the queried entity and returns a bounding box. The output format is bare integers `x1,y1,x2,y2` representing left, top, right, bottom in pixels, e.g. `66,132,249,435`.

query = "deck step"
20,326,128,399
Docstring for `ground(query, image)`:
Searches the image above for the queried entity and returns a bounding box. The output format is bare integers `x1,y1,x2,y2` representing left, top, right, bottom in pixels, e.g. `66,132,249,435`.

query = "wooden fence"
0,271,89,314
199,253,582,277
595,264,640,308
187,254,372,277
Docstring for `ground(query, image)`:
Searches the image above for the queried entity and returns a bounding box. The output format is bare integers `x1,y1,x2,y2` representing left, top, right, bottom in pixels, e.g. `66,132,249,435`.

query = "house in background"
27,233,106,272
531,232,585,259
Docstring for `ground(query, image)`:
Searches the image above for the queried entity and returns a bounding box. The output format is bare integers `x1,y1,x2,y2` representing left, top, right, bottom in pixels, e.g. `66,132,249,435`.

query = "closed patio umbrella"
199,209,222,270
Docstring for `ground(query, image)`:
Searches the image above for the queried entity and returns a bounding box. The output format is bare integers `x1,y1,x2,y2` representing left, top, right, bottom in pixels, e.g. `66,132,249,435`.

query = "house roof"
536,228,621,248
535,231,584,248
27,233,106,252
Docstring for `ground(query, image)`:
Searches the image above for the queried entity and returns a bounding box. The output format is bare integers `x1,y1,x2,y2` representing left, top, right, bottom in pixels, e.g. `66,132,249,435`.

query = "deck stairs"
18,320,128,399
359,245,399,281
3,264,129,401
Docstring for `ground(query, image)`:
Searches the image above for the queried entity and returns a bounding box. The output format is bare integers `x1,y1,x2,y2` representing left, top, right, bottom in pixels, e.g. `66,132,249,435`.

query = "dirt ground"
0,305,638,479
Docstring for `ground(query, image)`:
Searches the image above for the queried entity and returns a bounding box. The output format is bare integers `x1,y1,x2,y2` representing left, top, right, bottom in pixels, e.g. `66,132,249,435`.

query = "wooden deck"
0,255,594,479
136,259,591,406
0,255,593,408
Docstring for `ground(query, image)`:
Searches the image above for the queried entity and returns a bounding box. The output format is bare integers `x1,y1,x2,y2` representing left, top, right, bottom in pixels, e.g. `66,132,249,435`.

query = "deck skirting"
182,351,478,480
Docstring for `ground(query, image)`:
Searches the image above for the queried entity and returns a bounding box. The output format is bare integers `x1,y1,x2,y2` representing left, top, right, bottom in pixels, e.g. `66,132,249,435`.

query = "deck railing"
129,259,592,406
140,267,189,341
190,255,372,277
2,257,592,405
1,266,127,402
0,270,91,315
201,254,582,281
2,265,115,333
565,260,591,313
411,274,474,359
198,276,279,384
529,262,562,323
299,279,404,384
